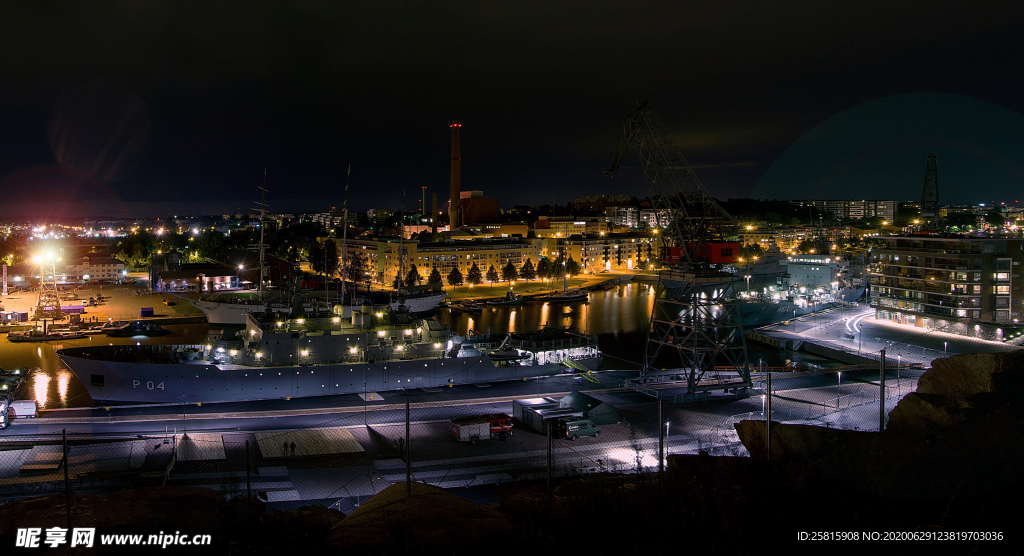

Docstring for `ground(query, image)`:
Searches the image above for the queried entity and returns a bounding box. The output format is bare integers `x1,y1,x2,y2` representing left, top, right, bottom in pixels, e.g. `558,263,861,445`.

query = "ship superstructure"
58,310,599,404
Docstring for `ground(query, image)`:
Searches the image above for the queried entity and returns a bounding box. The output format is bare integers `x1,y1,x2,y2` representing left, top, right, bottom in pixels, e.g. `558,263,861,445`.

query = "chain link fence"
0,372,921,511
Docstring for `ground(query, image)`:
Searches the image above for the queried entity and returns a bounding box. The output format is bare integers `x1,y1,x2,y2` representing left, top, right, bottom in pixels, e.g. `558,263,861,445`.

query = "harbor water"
3,282,828,409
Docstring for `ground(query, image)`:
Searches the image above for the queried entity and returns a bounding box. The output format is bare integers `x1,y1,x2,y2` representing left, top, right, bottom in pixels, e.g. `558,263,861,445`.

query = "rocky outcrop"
328,482,514,552
919,351,1024,399
735,350,1024,502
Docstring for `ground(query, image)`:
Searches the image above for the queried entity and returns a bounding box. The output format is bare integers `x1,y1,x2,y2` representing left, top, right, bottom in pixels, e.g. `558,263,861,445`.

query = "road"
0,366,921,508
760,305,1018,366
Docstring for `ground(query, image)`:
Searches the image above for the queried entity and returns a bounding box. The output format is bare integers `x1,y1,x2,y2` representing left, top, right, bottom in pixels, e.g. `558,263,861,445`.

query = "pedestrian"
290,441,296,456
282,441,288,457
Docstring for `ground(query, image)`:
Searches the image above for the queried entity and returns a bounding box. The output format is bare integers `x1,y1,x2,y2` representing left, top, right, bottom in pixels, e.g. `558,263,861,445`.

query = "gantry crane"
605,102,751,398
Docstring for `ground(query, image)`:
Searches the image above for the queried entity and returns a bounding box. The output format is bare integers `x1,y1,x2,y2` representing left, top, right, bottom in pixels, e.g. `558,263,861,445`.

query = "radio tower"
605,102,751,398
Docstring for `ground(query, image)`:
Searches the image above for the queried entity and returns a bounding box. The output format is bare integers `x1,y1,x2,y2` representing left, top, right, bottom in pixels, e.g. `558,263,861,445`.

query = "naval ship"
57,310,600,404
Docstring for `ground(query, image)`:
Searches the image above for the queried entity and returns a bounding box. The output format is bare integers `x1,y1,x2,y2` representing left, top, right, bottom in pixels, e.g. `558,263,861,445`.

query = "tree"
467,263,483,285
944,212,976,229
519,258,536,280
427,267,443,289
486,264,499,283
345,251,368,284
565,257,580,277
308,239,325,274
323,239,339,276
551,255,566,277
447,266,463,287
985,208,1004,228
404,264,422,286
502,261,518,282
536,257,550,279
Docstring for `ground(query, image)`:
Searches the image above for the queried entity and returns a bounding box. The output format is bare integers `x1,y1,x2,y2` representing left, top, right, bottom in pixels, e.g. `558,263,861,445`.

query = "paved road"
3,367,913,437
761,306,1018,366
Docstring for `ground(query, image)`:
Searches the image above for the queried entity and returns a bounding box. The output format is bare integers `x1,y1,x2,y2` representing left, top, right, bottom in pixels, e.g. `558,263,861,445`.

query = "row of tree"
396,256,582,289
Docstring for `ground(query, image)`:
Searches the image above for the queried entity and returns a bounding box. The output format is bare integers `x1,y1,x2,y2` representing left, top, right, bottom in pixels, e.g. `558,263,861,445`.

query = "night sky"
0,2,1022,219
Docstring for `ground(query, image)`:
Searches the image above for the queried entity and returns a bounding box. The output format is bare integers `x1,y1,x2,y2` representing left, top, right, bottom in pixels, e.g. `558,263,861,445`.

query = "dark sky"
0,1,1022,218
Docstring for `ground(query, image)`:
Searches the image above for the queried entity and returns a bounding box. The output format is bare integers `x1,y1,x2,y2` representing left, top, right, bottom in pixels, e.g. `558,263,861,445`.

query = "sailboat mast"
340,162,350,303
256,169,269,296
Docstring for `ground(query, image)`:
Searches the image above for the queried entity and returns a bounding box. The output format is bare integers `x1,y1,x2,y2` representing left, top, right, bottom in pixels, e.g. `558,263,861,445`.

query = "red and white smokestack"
449,120,462,229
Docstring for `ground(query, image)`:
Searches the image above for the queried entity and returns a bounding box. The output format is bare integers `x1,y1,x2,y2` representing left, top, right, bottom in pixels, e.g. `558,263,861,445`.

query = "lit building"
552,233,656,273
869,236,1024,340
343,238,535,286
63,256,127,283
535,217,609,238
790,199,897,221
783,254,839,288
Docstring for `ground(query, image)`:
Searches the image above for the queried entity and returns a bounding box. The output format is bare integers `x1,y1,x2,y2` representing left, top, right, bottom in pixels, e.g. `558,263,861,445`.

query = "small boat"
105,321,171,337
539,291,589,303
487,291,524,306
7,330,66,342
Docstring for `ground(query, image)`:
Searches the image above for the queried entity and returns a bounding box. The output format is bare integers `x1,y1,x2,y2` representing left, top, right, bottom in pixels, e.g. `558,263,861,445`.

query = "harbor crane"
605,102,752,398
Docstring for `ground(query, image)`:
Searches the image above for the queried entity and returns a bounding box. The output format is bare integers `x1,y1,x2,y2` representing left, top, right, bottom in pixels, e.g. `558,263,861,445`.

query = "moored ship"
57,311,600,404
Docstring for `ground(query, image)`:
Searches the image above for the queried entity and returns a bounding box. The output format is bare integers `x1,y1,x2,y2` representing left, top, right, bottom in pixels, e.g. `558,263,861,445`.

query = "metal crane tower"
605,102,751,399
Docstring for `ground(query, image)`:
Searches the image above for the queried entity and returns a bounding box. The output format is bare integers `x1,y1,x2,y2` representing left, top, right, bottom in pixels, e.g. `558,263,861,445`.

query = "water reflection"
32,371,50,409
1,324,209,409
57,370,70,405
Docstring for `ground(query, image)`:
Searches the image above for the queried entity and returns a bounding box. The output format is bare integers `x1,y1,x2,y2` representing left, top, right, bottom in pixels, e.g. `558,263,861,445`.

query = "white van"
10,400,37,418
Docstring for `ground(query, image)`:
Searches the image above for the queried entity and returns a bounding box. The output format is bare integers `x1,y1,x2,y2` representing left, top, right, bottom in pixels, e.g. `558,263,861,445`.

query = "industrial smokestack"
449,121,462,229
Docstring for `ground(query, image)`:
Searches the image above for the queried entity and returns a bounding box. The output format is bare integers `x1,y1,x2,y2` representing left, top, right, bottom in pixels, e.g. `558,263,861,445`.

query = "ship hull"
192,300,267,325
390,293,446,314
58,351,600,404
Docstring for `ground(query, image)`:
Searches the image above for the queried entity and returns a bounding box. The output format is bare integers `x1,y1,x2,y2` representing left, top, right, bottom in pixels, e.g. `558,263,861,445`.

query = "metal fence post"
245,439,252,501
879,348,886,432
766,372,772,462
657,399,665,474
546,419,553,493
63,429,71,531
405,398,411,497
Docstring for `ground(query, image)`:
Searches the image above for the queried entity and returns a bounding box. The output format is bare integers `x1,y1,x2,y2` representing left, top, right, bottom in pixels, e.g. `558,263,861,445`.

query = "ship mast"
255,169,269,297
340,162,350,304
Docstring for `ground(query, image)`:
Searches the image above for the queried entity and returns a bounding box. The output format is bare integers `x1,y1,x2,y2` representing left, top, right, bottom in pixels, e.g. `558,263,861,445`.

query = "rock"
886,392,971,431
921,351,1024,399
329,482,514,551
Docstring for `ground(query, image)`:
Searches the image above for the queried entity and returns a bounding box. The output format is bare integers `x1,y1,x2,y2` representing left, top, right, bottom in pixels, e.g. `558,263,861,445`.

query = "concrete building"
343,238,535,286
535,217,610,238
790,200,897,221
783,254,839,288
869,236,1024,340
605,206,639,228
550,233,655,273
458,191,500,225
151,264,240,292
64,256,127,283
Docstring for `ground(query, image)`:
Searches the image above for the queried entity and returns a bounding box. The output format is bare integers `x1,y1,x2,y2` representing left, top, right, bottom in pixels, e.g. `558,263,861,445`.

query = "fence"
0,371,921,512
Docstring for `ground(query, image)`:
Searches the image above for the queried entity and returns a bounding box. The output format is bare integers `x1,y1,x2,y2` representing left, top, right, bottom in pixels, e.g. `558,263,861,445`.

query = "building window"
995,272,1010,281
994,285,1010,294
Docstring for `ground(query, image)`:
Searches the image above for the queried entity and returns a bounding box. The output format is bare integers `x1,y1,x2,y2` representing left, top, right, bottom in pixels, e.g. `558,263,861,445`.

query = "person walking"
290,441,296,456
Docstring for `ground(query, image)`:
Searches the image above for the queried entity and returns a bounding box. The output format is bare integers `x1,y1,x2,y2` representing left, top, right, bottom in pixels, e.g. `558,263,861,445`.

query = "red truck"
451,414,513,443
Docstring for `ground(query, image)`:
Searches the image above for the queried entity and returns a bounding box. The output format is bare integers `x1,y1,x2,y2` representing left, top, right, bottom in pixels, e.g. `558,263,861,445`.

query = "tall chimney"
449,121,462,229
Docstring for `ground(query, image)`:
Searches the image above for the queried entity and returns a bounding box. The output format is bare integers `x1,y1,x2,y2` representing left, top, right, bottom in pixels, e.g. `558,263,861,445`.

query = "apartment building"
869,236,1024,339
